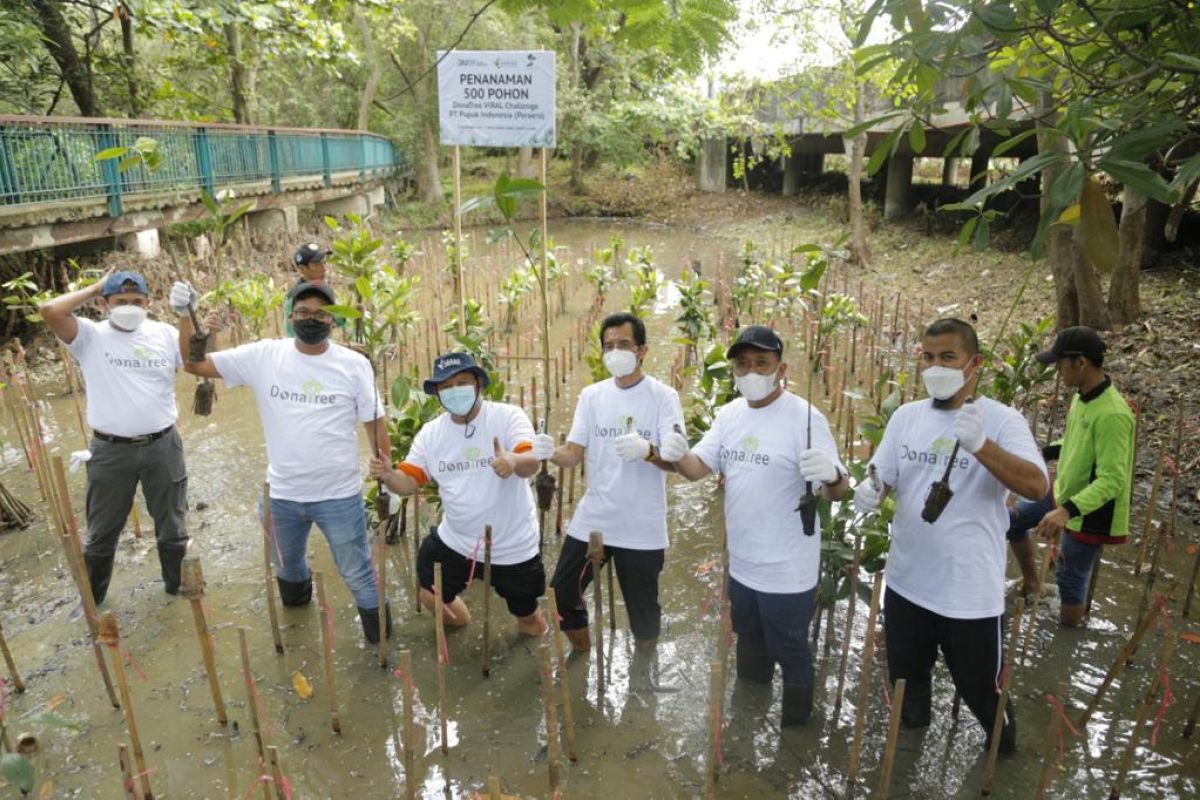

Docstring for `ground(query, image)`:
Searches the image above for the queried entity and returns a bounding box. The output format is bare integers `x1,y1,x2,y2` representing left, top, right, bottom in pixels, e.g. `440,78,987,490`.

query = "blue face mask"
439,385,477,417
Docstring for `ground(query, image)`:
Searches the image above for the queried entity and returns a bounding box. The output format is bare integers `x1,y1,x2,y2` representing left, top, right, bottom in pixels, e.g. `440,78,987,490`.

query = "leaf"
1104,118,1187,162
1099,158,1177,205
1169,153,1200,195
842,112,904,140
1056,204,1081,224
20,712,81,732
1078,177,1119,275
1,752,35,793
854,0,887,47
992,128,1039,158
958,216,979,245
324,303,360,319
291,671,314,700
94,146,129,161
199,190,219,216
391,375,411,409
908,123,926,154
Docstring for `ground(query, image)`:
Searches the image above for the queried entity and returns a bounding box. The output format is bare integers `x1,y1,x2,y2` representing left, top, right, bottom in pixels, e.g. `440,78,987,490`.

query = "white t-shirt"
63,317,182,437
404,401,538,565
210,339,383,502
566,375,684,550
872,397,1047,619
692,391,845,594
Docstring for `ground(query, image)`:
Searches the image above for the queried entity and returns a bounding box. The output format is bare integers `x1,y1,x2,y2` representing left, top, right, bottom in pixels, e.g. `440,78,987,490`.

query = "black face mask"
294,318,332,345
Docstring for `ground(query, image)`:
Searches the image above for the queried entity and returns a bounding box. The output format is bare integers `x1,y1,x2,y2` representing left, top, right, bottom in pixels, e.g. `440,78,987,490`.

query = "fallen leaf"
1180,632,1200,646
1187,543,1199,556
45,693,68,712
291,671,314,700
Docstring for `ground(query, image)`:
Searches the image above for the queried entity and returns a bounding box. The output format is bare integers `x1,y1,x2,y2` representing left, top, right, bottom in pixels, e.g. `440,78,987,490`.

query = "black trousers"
550,535,664,642
883,587,1011,734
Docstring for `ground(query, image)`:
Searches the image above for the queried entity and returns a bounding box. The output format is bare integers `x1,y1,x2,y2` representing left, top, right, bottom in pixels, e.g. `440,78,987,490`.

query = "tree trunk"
1071,233,1112,329
226,23,251,124
31,0,100,116
1047,225,1079,328
847,89,870,265
1038,92,1089,330
1109,186,1146,325
118,3,141,116
355,11,380,131
418,121,442,203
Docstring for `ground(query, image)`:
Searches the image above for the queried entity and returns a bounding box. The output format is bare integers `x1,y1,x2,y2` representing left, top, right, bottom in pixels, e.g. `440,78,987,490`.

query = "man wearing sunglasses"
174,279,393,644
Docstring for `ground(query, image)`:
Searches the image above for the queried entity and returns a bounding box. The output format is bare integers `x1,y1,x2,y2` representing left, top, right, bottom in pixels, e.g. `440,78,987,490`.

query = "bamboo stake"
413,490,422,615
875,678,907,800
488,776,502,799
981,597,1026,795
1183,685,1200,739
376,533,388,668
1018,535,1059,665
1033,682,1070,800
1133,448,1166,575
482,525,493,677
555,434,565,536
1078,580,1178,728
129,505,142,540
314,572,341,734
0,618,24,693
1132,523,1168,655
846,572,883,799
116,742,138,799
399,649,417,800
260,483,285,654
98,612,153,800
236,628,272,800
1183,543,1200,617
834,530,864,718
180,557,227,725
588,532,605,695
537,642,562,792
1109,630,1179,800
267,746,286,800
607,557,616,634
434,562,449,754
453,146,465,335
704,659,725,797
546,591,577,761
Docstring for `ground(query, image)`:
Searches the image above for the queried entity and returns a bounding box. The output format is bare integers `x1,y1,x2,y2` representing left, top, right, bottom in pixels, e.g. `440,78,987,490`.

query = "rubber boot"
1059,604,1086,627
780,681,814,727
84,553,115,606
900,679,933,729
735,636,773,684
276,576,313,607
564,627,591,653
157,544,187,596
984,699,1018,755
358,603,393,644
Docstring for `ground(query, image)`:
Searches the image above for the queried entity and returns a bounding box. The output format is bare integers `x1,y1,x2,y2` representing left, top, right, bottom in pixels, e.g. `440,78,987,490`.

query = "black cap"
293,242,331,266
1036,326,1107,366
726,325,784,359
423,351,490,395
287,280,336,305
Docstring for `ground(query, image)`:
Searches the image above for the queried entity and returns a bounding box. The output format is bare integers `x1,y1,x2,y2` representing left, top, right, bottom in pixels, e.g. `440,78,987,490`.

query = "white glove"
659,430,690,462
69,449,92,473
169,281,198,317
953,403,986,454
531,433,556,461
613,432,651,462
800,448,840,485
853,478,882,514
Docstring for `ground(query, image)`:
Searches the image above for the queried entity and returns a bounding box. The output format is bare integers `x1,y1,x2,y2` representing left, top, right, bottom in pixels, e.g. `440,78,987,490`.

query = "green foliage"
199,189,252,248
684,342,735,442
3,272,56,325
584,320,609,384
983,316,1057,411
441,299,506,403
584,261,615,307
674,267,716,359
223,275,285,339
497,267,535,333
626,246,662,316
95,136,163,174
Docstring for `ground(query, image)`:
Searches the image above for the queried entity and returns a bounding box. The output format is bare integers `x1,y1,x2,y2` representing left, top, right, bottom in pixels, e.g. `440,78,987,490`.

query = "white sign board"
437,50,556,148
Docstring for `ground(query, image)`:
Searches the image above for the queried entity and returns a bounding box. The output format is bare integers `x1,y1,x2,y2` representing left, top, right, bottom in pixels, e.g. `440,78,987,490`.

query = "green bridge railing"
0,115,402,218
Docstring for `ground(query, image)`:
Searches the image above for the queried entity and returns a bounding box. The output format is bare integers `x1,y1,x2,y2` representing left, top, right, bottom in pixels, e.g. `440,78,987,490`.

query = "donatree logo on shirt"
104,345,170,369
594,413,651,440
269,378,338,405
438,444,494,473
720,433,771,467
900,435,969,470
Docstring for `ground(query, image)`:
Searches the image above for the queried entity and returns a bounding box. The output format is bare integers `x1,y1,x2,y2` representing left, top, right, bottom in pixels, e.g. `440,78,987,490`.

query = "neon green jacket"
1054,378,1135,541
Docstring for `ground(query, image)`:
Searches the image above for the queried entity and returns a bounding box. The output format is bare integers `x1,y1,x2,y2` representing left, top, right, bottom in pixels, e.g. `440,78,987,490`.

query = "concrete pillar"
314,193,370,218
697,137,726,193
368,184,385,210
884,155,914,220
782,152,801,196
970,151,990,188
799,153,824,178
246,206,299,237
942,157,957,187
117,228,160,259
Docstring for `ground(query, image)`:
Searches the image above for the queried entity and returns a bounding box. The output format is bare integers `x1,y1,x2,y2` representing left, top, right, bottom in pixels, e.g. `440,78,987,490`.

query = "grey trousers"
83,427,189,559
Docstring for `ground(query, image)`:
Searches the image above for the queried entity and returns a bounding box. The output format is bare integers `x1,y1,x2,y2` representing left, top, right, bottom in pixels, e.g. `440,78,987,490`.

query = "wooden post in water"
482,526,493,677
314,572,341,734
180,557,227,725
1108,630,1179,800
846,572,883,799
981,597,1025,795
537,642,562,792
1183,685,1200,739
833,531,863,718
876,678,906,800
260,483,285,654
1033,679,1071,800
607,557,616,634
555,434,566,536
1133,448,1166,575
434,562,449,754
267,746,286,800
236,628,272,800
546,592,578,761
376,533,388,668
1018,536,1059,665
703,659,723,798
413,491,422,615
98,612,153,800
588,532,606,695
0,618,24,693
399,649,417,800
116,743,137,799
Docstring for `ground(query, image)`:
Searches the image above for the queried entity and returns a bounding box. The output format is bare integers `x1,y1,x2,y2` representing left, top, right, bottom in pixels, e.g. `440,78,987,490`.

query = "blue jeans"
1005,491,1055,543
266,493,379,609
1057,534,1101,606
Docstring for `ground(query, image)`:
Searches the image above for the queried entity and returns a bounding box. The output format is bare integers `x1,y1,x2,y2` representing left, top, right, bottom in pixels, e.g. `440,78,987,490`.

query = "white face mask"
603,349,638,379
109,305,147,332
735,369,778,402
922,365,966,401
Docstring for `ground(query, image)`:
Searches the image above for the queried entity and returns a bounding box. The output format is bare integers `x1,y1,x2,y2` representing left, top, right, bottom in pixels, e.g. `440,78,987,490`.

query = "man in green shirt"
1033,326,1135,627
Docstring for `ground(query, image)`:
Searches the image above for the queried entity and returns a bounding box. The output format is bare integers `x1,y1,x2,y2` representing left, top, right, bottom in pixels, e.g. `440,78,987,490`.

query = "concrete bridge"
0,116,404,257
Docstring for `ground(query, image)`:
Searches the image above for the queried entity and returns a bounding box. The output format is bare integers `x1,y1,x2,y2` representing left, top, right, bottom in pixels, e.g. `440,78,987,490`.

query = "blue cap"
101,271,148,297
423,352,490,395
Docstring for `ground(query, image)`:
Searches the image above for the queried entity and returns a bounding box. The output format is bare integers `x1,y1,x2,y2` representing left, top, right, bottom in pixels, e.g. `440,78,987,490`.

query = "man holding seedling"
669,324,848,726
854,318,1047,752
370,351,548,637
533,312,684,657
175,279,393,644
42,269,189,604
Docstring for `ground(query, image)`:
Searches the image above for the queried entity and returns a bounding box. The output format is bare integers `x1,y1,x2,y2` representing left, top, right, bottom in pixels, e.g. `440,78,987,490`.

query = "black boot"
781,681,815,727
276,576,312,607
900,679,933,729
84,553,115,605
735,636,773,684
158,544,187,596
359,603,392,644
984,698,1018,755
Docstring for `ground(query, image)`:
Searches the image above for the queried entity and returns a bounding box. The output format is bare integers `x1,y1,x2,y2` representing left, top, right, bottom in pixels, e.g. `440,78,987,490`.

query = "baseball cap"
287,281,336,305
423,352,490,395
726,325,784,359
101,270,148,297
1035,326,1107,366
293,243,332,266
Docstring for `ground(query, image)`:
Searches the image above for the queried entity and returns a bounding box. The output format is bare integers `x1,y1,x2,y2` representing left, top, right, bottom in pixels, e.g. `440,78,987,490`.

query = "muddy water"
1,220,1197,799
